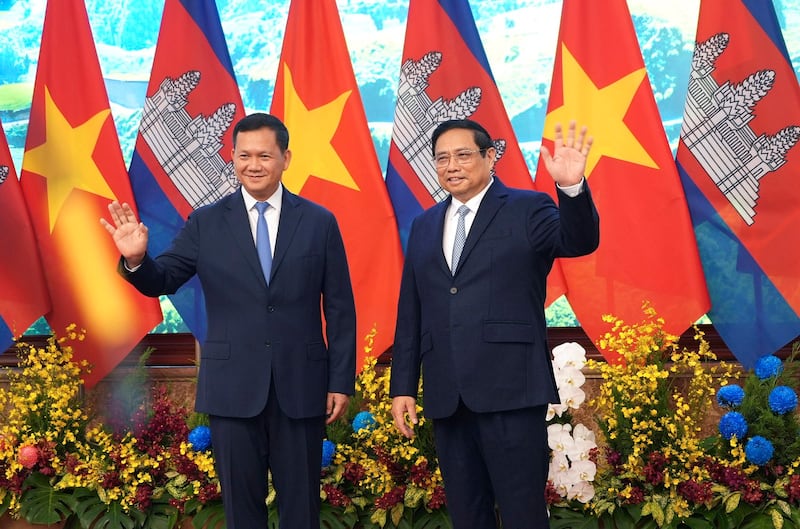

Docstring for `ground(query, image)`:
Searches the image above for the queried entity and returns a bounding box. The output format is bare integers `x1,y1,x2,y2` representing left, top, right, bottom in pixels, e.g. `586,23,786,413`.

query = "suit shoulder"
290,193,335,218
503,186,555,207
186,192,236,220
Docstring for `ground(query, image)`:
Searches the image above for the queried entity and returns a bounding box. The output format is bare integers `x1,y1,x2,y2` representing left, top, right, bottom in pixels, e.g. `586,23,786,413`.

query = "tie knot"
456,205,470,218
255,202,270,215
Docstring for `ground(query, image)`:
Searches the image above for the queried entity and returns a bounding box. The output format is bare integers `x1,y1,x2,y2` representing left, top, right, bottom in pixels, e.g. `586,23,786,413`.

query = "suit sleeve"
528,180,599,259
389,220,423,399
321,215,357,396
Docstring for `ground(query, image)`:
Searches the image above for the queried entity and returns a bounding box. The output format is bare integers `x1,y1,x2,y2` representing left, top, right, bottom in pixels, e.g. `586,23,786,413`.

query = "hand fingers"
391,405,416,439
565,120,577,148
575,125,591,155
582,134,593,156
99,217,115,235
552,122,564,151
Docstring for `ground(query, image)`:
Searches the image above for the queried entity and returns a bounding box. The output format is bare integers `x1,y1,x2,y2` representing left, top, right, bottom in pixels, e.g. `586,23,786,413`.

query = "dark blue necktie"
255,202,272,284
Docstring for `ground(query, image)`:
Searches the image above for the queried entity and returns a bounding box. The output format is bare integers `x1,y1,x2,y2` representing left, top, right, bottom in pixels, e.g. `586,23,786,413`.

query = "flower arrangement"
315,355,448,529
0,328,223,528
549,304,800,529
6,316,800,529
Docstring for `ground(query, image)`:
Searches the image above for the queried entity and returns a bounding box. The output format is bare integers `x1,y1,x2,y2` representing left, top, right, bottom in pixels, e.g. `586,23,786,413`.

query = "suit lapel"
430,200,451,277
224,190,267,286
271,187,303,282
453,179,508,275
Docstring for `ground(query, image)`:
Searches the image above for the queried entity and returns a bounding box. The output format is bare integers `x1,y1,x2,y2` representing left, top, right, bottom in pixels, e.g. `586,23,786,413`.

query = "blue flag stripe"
678,163,800,367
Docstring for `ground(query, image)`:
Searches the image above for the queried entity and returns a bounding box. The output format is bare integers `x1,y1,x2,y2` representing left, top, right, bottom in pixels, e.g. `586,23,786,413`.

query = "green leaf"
320,502,359,529
74,498,144,529
771,507,785,529
17,473,72,525
548,506,601,529
142,498,180,529
411,509,452,529
390,503,405,527
189,500,227,529
680,515,715,529
370,507,387,528
725,492,742,513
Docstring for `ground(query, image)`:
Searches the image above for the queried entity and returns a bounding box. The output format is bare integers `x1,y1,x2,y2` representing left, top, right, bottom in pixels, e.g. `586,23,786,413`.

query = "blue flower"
352,411,376,432
321,439,336,468
716,384,745,408
755,355,783,380
769,386,798,415
745,436,774,466
188,425,212,451
718,411,748,440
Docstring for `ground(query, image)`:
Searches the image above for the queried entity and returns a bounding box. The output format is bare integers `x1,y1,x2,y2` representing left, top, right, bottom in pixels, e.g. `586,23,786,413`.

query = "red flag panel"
19,0,163,387
271,0,404,369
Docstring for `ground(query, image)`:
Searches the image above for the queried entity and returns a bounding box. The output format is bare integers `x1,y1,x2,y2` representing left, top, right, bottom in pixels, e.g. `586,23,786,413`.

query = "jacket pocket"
307,342,328,361
420,332,433,356
482,321,535,343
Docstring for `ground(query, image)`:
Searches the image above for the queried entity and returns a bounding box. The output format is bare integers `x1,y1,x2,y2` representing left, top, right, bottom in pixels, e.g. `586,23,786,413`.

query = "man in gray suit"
102,113,356,529
390,119,599,528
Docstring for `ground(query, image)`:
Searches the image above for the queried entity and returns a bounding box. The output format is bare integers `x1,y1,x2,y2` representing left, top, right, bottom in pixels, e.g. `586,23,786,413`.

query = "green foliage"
17,472,73,525
185,500,226,529
72,489,146,529
0,83,33,111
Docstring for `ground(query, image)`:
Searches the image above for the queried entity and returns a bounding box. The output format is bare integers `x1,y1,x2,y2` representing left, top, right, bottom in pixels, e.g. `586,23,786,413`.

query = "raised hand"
539,121,593,187
100,201,148,268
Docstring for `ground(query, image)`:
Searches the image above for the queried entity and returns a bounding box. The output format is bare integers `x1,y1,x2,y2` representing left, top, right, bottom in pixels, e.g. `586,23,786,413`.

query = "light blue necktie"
255,202,272,284
451,205,470,274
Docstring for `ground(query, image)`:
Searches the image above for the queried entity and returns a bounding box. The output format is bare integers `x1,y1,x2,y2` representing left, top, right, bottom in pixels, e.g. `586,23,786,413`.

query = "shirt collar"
242,183,283,212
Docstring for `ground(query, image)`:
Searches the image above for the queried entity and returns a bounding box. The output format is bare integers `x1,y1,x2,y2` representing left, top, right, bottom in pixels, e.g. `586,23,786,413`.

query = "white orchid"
547,342,596,505
551,342,587,371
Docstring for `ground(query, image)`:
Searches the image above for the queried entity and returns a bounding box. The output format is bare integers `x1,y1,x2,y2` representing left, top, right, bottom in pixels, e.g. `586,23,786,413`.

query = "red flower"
18,445,38,469
375,485,406,510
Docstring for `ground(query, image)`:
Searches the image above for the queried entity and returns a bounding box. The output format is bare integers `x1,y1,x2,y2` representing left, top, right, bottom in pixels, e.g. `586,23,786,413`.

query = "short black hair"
430,119,493,157
232,113,290,152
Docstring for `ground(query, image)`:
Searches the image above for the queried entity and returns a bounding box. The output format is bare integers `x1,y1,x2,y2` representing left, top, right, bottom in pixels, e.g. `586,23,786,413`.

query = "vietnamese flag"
535,0,710,353
270,0,404,368
0,119,50,351
20,0,163,387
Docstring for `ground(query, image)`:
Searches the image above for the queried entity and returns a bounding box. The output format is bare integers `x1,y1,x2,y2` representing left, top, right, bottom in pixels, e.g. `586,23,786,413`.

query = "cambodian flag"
676,0,800,367
128,0,245,343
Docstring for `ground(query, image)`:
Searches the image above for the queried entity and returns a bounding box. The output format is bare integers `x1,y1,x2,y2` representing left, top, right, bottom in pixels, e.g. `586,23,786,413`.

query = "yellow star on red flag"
544,43,658,177
280,63,359,193
22,87,115,232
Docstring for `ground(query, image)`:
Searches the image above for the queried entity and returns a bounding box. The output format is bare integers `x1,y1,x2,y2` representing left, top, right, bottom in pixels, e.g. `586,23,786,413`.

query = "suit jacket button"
449,287,458,294
267,305,275,312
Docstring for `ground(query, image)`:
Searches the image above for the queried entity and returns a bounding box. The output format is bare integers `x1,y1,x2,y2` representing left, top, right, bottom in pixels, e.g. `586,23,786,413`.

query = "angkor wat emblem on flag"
682,33,800,226
391,51,508,203
139,70,240,209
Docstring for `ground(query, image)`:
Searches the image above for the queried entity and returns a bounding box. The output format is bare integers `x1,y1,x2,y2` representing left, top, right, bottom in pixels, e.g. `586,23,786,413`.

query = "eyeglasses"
433,149,486,168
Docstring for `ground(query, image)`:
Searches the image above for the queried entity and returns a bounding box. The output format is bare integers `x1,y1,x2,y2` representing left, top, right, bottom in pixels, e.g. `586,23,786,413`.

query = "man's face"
232,127,291,201
434,128,494,203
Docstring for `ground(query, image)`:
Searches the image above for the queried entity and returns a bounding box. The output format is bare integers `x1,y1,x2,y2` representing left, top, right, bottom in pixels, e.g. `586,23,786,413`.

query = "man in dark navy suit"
102,113,356,529
390,119,599,528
